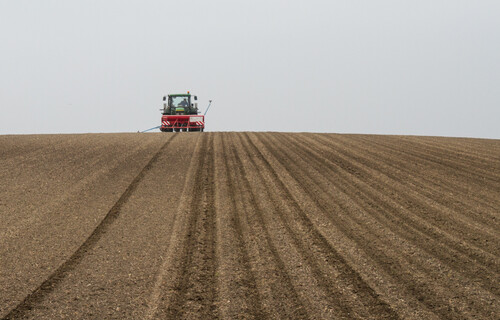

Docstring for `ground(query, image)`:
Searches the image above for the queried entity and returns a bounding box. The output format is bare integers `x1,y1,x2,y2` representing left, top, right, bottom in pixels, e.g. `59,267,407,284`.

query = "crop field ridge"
0,132,498,319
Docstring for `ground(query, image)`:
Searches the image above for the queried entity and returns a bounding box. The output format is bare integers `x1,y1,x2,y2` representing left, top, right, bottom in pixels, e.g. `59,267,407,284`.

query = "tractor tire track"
272,133,499,318
239,133,400,319
356,135,500,189
278,133,500,295
399,136,500,169
349,134,500,209
294,133,500,262
149,133,219,319
261,132,468,319
0,134,160,240
143,133,205,319
390,135,500,176
212,133,266,319
255,133,497,319
224,133,310,319
316,133,500,227
1,132,498,319
246,134,441,319
2,134,179,320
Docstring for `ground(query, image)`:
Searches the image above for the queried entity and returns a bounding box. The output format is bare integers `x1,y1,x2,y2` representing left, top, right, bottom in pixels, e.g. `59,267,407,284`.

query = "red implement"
160,115,205,132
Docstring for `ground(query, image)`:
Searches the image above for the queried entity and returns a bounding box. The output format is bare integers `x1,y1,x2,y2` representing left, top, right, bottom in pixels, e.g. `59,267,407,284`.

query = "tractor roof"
169,93,191,97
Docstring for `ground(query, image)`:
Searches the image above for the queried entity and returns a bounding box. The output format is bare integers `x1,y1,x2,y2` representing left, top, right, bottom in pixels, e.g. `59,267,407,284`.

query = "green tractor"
160,92,205,132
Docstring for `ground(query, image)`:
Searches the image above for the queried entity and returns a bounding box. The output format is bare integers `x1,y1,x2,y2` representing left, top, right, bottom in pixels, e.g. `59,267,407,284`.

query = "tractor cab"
162,94,199,115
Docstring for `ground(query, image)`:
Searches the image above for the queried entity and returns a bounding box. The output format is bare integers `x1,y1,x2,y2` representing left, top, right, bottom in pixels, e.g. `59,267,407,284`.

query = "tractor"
160,92,205,132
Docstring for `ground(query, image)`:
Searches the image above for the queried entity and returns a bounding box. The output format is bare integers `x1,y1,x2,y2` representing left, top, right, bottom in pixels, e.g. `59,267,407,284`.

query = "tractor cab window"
169,96,190,107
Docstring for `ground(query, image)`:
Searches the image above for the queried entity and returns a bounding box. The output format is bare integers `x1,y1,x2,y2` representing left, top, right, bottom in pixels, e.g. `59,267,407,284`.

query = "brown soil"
0,132,498,319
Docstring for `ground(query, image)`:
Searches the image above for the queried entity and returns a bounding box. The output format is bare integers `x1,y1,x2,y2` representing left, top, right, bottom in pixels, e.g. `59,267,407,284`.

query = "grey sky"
1,1,499,138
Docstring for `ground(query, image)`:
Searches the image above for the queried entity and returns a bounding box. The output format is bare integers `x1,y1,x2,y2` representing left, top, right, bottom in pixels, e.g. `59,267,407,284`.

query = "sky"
1,1,499,138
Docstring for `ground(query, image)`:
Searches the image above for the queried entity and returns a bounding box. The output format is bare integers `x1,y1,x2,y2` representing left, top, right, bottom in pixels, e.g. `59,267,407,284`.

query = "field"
0,132,499,319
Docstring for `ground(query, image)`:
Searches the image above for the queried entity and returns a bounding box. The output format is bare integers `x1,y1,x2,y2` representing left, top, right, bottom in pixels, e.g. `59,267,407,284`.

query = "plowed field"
1,132,499,319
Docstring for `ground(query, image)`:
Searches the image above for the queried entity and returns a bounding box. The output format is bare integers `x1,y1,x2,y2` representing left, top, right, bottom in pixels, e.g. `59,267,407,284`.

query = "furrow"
144,133,212,319
400,136,500,167
0,136,158,240
224,133,310,319
300,133,500,255
354,135,500,209
246,134,439,320
3,134,179,320
370,136,500,215
213,133,266,319
388,135,500,172
317,133,500,226
2,132,498,319
257,133,496,319
357,135,500,189
400,136,500,163
240,133,400,320
279,133,500,300
157,134,218,319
